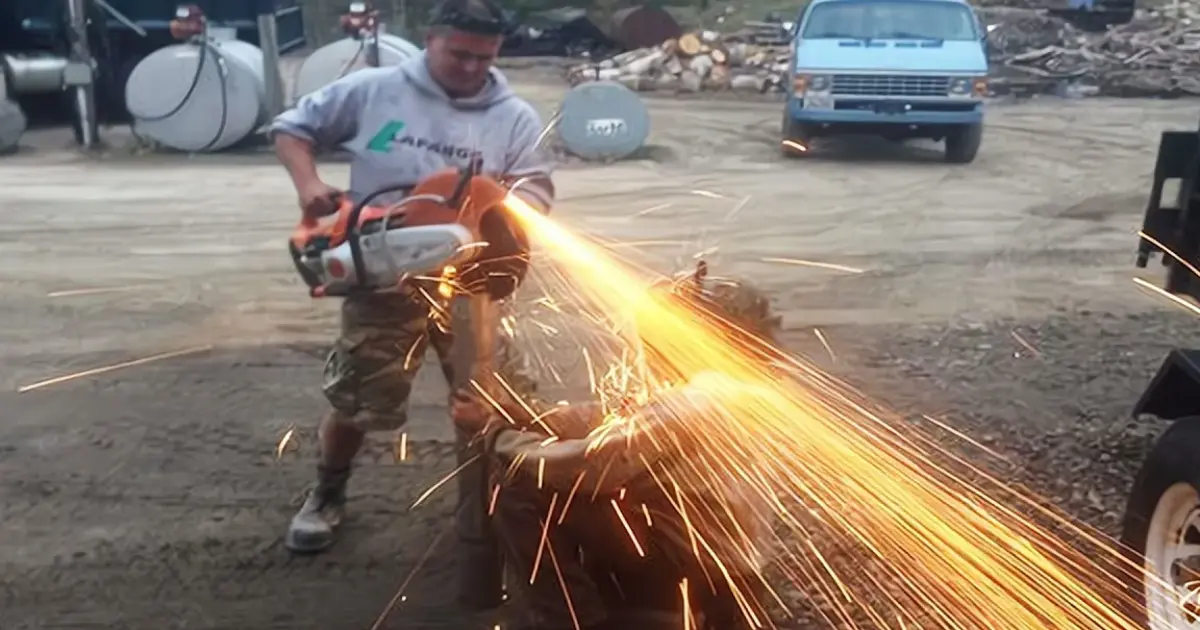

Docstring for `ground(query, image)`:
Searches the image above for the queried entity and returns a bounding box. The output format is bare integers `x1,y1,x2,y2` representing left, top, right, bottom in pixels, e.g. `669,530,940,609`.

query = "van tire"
945,123,982,164
781,114,809,158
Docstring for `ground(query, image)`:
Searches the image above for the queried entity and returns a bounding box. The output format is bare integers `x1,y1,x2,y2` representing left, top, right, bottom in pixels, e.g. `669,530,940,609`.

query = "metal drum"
0,99,28,154
557,80,650,161
292,33,420,100
124,38,267,153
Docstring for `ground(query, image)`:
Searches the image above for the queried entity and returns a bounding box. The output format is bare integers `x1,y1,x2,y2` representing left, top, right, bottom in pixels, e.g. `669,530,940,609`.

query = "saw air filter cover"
557,80,650,161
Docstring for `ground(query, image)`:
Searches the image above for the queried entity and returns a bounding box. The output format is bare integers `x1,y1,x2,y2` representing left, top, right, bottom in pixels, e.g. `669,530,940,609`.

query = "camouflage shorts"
323,291,536,432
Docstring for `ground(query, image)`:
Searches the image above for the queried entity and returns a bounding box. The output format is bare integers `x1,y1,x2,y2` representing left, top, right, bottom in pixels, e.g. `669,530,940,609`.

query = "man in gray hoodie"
269,0,554,554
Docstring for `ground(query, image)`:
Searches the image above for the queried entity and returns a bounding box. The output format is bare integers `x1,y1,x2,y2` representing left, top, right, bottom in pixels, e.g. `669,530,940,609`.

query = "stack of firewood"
985,4,1200,96
565,30,790,94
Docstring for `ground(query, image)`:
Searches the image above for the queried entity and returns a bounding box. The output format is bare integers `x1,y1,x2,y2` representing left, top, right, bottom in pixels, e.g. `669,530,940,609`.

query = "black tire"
944,123,982,164
781,112,809,158
1119,416,1200,628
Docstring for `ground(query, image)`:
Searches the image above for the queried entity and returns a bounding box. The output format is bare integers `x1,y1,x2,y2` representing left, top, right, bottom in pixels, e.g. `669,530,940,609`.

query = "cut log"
617,74,656,91
664,55,684,76
624,49,667,76
725,43,749,66
710,48,728,65
730,74,767,92
678,69,703,92
654,73,679,90
660,38,678,54
688,53,715,79
677,32,703,56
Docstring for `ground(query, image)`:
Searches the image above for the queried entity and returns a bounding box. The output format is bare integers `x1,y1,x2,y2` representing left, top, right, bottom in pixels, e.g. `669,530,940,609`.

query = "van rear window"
802,0,979,41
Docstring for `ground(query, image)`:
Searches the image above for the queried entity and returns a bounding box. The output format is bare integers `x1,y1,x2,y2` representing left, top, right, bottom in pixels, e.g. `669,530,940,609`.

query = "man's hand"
297,180,342,221
450,389,495,436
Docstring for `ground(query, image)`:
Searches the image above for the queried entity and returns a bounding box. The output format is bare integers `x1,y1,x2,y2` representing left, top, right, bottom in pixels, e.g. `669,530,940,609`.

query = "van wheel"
1119,417,1200,629
781,114,810,158
944,123,982,164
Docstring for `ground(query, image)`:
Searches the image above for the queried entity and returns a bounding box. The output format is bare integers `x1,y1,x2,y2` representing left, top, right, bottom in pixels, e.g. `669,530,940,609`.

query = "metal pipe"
65,0,99,149
1,54,68,95
256,13,286,118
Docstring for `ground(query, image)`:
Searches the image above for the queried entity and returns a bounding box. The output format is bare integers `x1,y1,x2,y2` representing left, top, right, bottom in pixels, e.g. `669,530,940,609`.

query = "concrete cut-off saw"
288,162,528,299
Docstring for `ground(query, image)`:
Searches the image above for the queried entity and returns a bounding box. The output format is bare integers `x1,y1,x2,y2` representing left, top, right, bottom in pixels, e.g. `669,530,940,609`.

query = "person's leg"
492,473,610,630
286,294,430,553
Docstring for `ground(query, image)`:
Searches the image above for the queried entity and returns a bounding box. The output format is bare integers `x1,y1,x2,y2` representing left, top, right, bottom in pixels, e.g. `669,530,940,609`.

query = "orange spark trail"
499,194,1161,630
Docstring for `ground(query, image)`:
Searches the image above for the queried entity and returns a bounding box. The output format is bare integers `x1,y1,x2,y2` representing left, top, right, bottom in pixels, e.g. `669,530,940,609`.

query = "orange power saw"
288,161,514,298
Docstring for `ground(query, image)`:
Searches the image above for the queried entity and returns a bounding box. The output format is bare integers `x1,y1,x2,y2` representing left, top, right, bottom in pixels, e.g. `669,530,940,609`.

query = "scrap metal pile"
565,30,791,94
985,4,1200,96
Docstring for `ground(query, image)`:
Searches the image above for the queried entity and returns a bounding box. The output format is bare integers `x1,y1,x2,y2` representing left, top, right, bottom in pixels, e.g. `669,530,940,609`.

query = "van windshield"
801,0,980,41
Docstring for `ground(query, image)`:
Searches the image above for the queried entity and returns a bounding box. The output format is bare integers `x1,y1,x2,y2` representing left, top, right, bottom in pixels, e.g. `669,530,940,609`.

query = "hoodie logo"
365,119,482,161
367,120,406,153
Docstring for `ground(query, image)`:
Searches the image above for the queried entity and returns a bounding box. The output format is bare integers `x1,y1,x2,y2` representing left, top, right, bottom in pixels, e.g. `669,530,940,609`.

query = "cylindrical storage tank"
292,33,421,100
609,6,683,51
557,81,650,162
0,99,28,154
124,39,267,153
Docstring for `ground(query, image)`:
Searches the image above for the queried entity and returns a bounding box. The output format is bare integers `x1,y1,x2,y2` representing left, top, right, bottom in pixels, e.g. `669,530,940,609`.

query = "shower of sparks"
1138,229,1200,280
690,189,727,200
781,140,807,153
812,328,836,362
489,192,1165,630
409,454,480,510
1133,276,1200,316
633,202,674,217
369,526,450,630
1009,331,1043,359
46,283,157,298
276,426,296,460
18,344,214,393
395,432,409,462
761,257,865,274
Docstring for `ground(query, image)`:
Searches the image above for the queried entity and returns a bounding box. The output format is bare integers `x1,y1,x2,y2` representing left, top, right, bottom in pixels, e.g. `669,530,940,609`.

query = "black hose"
127,24,229,152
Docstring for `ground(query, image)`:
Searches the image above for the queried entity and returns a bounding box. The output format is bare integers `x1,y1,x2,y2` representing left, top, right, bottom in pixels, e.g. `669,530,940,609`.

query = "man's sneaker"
285,466,350,553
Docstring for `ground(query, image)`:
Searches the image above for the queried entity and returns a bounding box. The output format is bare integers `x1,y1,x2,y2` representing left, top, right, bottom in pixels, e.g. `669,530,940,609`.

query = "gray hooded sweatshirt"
268,53,554,209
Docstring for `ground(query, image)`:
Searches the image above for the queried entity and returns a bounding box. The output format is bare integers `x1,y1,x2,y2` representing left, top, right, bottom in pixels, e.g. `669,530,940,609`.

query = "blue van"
782,0,990,163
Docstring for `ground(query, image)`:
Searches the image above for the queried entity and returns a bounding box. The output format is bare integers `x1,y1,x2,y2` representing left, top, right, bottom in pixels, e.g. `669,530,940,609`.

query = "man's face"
426,29,503,97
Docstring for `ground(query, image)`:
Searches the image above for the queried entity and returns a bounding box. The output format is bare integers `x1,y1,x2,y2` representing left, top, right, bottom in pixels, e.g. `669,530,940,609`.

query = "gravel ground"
2,64,1200,629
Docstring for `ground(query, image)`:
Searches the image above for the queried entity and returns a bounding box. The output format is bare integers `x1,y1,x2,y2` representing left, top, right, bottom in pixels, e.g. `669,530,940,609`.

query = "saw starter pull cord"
127,22,229,153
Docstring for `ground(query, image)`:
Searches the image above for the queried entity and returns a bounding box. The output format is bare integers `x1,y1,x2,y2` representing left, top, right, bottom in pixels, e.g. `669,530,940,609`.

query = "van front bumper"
787,98,983,126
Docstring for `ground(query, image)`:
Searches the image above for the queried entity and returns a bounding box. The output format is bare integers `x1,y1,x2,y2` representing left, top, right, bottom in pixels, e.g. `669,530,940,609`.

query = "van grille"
832,74,950,97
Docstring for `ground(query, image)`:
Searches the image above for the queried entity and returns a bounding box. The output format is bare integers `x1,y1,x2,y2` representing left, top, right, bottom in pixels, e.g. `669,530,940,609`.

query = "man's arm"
268,70,376,190
504,103,556,214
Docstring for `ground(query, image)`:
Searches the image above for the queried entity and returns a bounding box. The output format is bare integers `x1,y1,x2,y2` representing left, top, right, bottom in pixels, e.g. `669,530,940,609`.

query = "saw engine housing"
288,162,526,299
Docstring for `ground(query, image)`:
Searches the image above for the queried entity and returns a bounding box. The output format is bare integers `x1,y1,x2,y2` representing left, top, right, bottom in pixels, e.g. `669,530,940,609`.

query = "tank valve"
340,2,379,38
169,5,206,41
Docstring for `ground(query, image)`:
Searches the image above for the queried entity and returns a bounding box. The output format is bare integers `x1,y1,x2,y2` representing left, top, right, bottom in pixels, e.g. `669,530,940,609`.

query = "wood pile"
986,5,1200,96
566,30,790,94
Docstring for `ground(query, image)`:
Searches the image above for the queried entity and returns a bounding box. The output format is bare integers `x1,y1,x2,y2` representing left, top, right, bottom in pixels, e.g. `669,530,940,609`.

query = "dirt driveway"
3,67,1200,629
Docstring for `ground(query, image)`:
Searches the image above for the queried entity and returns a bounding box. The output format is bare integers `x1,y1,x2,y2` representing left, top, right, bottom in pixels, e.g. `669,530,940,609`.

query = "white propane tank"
124,37,268,153
0,99,28,154
292,33,421,100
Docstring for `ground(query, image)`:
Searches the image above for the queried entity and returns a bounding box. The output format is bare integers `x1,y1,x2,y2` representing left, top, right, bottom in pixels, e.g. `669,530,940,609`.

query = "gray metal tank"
557,81,650,161
0,99,28,154
292,33,420,100
124,38,268,153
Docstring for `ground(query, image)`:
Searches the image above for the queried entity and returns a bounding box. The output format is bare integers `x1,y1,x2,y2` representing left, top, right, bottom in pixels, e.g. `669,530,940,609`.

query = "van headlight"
793,73,832,94
949,77,988,98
